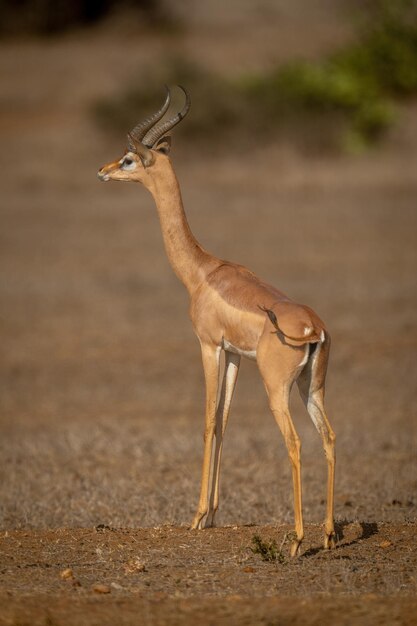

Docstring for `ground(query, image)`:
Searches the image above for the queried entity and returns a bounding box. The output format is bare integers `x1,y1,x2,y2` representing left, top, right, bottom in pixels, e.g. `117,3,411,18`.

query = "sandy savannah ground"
0,2,416,624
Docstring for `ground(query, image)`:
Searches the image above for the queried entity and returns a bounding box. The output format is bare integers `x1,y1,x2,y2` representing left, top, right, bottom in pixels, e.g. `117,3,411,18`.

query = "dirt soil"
0,3,416,624
1,524,416,625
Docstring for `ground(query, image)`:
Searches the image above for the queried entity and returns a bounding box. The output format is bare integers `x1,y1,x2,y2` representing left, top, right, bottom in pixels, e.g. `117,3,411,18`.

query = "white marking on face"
223,339,257,361
320,330,325,343
304,326,312,336
119,153,137,171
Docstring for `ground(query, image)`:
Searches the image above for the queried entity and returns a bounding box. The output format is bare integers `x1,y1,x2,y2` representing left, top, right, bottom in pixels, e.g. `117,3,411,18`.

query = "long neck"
148,162,219,294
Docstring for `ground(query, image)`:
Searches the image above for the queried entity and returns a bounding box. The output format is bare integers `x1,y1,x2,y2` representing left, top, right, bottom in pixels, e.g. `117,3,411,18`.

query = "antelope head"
97,85,191,185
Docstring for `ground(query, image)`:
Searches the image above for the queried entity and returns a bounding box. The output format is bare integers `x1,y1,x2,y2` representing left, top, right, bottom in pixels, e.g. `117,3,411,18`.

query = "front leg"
205,351,240,528
191,342,221,530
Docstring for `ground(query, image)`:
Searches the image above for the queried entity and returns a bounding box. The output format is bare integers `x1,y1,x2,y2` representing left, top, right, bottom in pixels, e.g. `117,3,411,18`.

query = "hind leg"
265,384,304,556
257,339,307,556
297,343,336,549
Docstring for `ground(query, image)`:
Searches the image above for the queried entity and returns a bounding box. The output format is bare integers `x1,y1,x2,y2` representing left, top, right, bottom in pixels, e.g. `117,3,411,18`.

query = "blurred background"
0,0,416,529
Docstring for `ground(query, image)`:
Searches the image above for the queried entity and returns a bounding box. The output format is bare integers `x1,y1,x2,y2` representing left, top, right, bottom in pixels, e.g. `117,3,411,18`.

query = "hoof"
190,515,206,530
290,539,302,557
204,511,218,528
324,531,336,550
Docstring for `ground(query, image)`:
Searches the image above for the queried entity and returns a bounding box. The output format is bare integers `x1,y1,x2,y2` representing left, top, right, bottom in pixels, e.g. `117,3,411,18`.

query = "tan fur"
98,143,336,555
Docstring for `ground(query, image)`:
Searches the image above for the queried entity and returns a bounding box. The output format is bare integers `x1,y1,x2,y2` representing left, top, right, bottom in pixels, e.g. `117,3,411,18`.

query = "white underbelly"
222,338,257,361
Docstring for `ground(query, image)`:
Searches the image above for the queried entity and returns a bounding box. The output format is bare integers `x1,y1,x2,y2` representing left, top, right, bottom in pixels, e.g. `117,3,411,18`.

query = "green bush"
241,0,417,149
95,0,417,152
250,534,286,563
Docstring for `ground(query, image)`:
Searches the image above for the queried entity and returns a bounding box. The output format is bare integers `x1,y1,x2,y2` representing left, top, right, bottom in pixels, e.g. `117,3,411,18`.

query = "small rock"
111,582,123,590
242,566,256,573
380,540,392,549
60,568,74,580
91,583,111,594
95,524,112,532
124,557,147,574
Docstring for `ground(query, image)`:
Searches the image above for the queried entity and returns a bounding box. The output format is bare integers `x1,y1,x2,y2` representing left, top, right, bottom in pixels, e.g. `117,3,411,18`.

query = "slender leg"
298,373,336,549
205,351,240,527
190,343,221,530
268,392,304,556
256,334,306,557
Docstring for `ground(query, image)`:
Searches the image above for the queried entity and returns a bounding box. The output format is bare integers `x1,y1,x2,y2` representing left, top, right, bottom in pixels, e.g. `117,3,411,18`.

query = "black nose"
97,170,109,182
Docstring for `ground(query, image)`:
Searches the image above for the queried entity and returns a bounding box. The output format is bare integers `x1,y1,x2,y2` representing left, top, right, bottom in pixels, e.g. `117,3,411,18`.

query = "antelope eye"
123,157,133,166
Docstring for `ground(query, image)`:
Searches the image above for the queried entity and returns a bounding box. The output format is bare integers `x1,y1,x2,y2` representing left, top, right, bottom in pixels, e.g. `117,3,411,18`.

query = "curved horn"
142,85,191,148
127,85,171,147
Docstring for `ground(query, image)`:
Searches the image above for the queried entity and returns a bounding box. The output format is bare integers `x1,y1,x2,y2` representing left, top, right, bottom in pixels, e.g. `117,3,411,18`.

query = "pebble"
91,583,111,594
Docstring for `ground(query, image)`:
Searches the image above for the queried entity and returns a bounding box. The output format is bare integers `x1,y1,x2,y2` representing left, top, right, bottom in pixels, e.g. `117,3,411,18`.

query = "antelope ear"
138,152,155,168
127,133,155,168
154,136,171,155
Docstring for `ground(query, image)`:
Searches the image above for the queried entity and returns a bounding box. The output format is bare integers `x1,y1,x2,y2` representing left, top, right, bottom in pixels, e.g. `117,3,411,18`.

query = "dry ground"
1,524,416,625
0,3,416,624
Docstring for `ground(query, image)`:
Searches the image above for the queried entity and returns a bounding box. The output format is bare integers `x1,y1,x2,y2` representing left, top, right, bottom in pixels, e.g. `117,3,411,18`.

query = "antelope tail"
258,305,320,343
